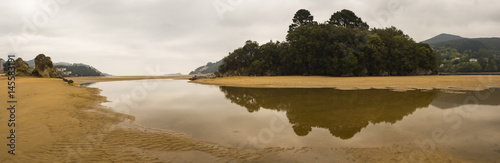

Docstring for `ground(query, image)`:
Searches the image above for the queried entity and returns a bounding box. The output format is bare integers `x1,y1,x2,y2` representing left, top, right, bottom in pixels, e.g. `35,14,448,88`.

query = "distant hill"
26,60,71,67
54,63,105,77
430,38,500,53
26,59,35,66
422,33,463,44
54,62,72,66
422,34,500,53
433,38,488,52
475,38,500,51
189,59,223,75
164,73,182,76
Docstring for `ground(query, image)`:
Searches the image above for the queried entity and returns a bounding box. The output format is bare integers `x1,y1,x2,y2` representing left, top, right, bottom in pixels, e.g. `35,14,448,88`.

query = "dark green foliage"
434,43,500,73
219,40,261,76
288,9,315,32
456,62,482,72
328,9,369,29
218,9,439,77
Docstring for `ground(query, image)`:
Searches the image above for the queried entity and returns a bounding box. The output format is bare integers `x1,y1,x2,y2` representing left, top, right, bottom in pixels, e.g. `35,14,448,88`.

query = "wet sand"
192,75,500,91
0,76,467,162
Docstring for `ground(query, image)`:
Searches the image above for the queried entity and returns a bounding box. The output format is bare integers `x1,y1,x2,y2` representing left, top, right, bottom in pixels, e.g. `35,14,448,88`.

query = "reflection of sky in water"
89,80,500,161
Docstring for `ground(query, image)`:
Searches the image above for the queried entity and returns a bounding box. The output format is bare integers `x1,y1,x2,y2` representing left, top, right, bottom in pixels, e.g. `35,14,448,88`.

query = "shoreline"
191,75,500,91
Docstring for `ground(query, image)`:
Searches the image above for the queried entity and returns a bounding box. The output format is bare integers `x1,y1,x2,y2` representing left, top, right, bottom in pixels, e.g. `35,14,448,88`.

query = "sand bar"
191,75,500,91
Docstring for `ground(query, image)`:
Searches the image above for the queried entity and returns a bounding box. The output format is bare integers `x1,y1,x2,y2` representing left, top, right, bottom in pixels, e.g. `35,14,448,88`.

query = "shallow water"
89,79,500,162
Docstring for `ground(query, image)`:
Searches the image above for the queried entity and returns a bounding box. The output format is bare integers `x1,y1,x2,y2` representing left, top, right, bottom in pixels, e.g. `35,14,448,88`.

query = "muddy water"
89,79,500,162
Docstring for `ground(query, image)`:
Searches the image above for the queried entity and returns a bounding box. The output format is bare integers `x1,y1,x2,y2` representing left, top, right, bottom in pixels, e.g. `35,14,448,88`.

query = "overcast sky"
1,0,499,75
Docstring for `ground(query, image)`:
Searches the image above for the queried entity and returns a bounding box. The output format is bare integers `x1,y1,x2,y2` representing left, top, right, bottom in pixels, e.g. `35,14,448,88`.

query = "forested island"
216,9,440,77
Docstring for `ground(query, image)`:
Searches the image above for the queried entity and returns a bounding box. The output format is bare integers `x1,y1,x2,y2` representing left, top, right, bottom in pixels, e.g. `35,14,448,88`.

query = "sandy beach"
191,75,500,91
1,76,476,162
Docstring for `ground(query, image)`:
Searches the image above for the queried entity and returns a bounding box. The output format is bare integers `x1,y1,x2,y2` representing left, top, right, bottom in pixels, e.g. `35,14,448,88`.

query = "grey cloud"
1,0,498,75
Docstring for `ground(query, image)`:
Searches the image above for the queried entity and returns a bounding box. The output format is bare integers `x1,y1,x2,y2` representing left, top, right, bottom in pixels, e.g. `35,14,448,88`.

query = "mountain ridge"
189,59,224,75
422,34,500,52
422,33,463,44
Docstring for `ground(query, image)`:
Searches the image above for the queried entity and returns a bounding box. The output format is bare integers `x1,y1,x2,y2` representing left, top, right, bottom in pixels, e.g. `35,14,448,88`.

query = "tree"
259,41,283,75
219,40,260,76
457,62,482,72
485,59,498,72
328,9,369,29
364,34,387,75
288,9,314,32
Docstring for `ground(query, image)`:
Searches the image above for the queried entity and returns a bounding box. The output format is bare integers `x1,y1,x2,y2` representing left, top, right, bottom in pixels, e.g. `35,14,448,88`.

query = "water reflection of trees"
219,87,440,139
431,88,500,109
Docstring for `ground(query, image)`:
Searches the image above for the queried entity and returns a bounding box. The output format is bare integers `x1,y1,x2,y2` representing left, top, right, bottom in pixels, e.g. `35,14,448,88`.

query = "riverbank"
191,75,500,91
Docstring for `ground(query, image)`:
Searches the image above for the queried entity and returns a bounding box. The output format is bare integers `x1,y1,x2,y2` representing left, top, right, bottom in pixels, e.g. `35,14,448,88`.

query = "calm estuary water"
88,79,500,162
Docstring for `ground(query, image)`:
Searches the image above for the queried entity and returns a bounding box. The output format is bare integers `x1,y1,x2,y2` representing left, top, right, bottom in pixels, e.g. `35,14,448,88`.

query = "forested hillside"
425,34,500,73
422,33,463,44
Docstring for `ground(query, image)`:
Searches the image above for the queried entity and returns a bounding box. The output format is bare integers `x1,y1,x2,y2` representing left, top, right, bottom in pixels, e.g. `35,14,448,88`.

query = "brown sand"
192,75,500,91
0,76,469,162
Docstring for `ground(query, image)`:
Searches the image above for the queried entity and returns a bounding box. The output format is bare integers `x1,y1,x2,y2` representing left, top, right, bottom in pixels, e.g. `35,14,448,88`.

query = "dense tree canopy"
288,9,315,32
219,9,440,77
328,9,369,29
436,47,500,73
